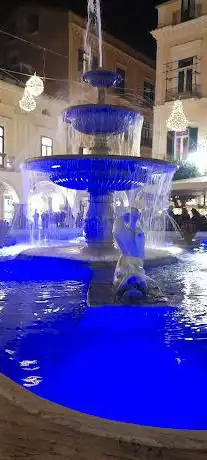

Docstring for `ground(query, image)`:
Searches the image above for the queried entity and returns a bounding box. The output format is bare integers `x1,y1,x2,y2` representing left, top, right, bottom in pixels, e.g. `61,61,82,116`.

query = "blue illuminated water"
1,246,207,430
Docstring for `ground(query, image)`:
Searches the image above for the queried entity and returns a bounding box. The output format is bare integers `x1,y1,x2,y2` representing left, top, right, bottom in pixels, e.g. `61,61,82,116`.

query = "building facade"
68,12,155,157
0,3,155,156
0,3,155,222
0,79,68,222
152,0,207,165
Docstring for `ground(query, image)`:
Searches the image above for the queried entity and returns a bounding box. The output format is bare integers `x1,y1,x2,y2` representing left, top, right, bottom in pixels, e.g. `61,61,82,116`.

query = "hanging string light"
166,99,188,132
19,89,36,112
26,72,44,97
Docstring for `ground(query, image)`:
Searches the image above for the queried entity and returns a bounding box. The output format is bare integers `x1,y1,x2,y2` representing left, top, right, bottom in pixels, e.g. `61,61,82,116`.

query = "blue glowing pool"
1,246,207,430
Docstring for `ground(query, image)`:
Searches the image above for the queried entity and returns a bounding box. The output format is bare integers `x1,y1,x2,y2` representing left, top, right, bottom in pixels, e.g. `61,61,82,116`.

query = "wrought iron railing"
165,85,201,102
171,3,202,26
141,137,152,148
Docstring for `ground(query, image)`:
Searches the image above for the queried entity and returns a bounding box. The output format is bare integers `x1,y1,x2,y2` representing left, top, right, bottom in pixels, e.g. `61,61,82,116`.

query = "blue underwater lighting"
1,252,207,430
83,70,122,88
24,155,175,193
63,104,140,135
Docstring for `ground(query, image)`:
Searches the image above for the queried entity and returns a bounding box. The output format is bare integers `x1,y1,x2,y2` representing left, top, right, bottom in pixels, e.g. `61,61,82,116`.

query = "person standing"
33,210,39,229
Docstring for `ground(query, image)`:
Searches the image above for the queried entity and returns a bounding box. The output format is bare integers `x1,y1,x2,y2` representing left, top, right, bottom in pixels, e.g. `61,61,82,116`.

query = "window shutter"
167,131,175,159
178,70,184,93
189,127,198,152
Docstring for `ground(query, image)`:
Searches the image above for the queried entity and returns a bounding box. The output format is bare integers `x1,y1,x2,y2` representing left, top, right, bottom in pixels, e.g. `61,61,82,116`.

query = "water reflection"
0,249,207,428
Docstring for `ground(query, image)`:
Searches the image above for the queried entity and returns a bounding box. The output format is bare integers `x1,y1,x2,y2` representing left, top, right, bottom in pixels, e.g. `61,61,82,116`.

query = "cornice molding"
151,15,207,44
71,23,155,72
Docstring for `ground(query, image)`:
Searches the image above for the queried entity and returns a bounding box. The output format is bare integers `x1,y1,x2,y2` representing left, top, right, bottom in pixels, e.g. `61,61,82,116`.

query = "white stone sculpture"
113,207,166,304
113,208,147,302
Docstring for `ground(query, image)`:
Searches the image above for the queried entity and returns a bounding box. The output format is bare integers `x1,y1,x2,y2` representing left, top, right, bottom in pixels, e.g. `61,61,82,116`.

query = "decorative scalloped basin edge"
1,373,207,459
63,105,141,135
23,155,176,192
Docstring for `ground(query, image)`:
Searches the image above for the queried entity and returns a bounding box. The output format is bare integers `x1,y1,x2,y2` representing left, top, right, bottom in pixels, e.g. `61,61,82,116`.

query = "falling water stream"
84,0,103,69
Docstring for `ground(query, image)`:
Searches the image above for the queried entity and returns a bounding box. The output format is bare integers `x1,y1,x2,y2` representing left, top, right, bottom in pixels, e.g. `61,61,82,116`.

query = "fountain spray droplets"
84,0,103,69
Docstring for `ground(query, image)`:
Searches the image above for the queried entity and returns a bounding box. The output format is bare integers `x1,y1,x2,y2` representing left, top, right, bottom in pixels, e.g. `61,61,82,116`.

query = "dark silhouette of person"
41,211,49,229
33,210,39,229
191,208,207,232
179,208,196,244
166,205,176,231
60,211,65,228
56,212,60,228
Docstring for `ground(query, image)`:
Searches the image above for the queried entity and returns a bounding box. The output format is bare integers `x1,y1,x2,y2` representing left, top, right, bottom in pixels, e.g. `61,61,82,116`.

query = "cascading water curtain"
128,164,175,248
67,113,143,157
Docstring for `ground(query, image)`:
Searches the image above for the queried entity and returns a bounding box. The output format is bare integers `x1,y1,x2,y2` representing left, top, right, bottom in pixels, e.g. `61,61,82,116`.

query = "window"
174,130,189,161
78,49,88,73
4,195,15,223
78,50,98,73
181,0,196,22
178,57,193,94
41,136,53,157
12,62,33,74
167,127,198,161
141,121,152,147
0,126,5,167
116,67,125,95
26,14,39,34
92,55,98,71
143,81,155,106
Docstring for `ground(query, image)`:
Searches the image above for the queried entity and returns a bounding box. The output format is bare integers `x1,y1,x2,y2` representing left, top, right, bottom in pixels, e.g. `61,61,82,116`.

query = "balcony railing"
141,137,152,148
165,85,201,102
108,87,153,111
172,3,202,25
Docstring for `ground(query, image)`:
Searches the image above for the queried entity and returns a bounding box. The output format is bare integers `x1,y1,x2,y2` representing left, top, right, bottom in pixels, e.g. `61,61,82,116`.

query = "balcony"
165,55,201,102
166,85,201,102
172,3,202,25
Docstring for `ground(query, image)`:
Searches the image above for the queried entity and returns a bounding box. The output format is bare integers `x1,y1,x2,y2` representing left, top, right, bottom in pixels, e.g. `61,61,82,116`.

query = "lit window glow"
41,136,53,157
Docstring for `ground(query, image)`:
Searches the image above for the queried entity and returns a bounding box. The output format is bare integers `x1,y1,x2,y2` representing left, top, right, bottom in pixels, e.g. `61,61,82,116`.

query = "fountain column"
84,192,114,247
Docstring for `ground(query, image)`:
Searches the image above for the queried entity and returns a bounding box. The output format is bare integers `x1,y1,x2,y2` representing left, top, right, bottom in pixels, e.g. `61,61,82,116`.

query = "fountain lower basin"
1,249,207,458
0,365,206,460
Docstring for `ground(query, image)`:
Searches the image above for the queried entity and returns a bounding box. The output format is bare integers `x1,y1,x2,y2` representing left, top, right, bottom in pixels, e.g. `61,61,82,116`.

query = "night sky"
0,0,167,58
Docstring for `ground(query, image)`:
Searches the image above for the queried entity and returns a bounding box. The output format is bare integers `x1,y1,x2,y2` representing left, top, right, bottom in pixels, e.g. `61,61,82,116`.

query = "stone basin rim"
24,154,175,168
1,373,207,451
64,103,139,114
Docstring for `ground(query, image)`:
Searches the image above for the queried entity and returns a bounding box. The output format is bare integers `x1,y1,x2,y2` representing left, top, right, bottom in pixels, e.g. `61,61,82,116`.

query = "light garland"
166,99,188,132
26,72,44,97
19,89,36,112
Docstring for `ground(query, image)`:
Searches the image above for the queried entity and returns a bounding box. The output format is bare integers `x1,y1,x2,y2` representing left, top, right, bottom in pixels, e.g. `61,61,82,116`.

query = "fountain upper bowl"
63,104,141,135
24,155,176,193
83,70,122,88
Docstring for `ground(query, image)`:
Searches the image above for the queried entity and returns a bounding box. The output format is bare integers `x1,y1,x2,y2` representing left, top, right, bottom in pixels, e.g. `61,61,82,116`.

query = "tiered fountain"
1,4,207,460
23,2,176,263
24,77,175,262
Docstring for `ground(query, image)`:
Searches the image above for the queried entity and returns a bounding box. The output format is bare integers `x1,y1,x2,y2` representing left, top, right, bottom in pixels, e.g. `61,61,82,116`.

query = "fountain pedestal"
84,192,114,246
